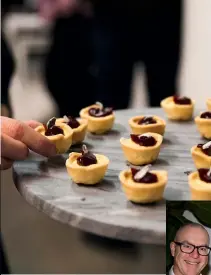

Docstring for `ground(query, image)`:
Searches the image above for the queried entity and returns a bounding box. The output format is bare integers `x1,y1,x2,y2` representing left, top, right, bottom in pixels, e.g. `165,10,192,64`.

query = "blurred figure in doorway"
40,0,95,117
91,0,183,108
40,0,183,111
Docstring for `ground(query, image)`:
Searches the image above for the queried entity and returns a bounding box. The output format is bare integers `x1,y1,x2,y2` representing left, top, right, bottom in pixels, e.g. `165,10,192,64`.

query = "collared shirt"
169,265,202,275
169,266,174,275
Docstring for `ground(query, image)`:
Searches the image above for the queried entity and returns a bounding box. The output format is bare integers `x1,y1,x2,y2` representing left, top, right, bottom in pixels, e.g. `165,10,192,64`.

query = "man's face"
170,227,209,275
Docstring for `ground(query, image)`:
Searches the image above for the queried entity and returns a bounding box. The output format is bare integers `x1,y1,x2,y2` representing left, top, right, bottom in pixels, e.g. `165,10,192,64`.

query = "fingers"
1,133,29,160
24,120,42,129
1,117,56,157
0,157,13,170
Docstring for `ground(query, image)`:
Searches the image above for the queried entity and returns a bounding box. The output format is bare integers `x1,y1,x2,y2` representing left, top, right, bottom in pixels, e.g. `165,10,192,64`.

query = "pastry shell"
161,96,194,121
195,114,211,140
66,152,109,185
35,122,73,154
120,133,163,165
191,145,211,169
188,171,211,200
56,118,88,145
207,99,211,111
79,104,115,134
119,169,167,203
129,115,166,135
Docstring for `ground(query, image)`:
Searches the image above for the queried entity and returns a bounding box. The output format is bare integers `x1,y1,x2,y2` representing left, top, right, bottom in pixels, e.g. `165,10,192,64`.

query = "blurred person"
91,0,182,108
40,0,95,117
1,35,14,117
0,116,57,274
40,0,182,111
169,223,210,275
2,0,25,117
1,1,15,117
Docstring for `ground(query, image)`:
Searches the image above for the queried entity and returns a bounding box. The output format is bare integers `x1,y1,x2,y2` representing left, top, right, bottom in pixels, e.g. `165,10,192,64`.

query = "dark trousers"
0,236,10,274
44,15,95,117
45,0,182,114
1,35,14,115
92,0,182,109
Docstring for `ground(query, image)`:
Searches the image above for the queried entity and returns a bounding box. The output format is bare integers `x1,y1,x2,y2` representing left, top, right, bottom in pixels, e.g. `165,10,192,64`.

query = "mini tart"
160,96,194,121
79,104,115,134
195,113,211,140
188,171,211,200
66,152,109,185
191,145,211,169
120,133,163,165
35,122,73,154
119,169,167,203
207,99,211,111
56,118,88,145
129,115,166,135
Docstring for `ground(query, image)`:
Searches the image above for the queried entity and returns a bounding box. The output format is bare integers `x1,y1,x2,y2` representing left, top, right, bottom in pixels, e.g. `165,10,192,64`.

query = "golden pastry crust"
207,99,211,111
188,171,211,200
195,114,211,139
35,122,73,154
119,169,167,203
56,118,88,145
66,152,109,185
120,133,163,165
191,145,211,169
79,104,115,134
129,115,166,135
161,96,194,121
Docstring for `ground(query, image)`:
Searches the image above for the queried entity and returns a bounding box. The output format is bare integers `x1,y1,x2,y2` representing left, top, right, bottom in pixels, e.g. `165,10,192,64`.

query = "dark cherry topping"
45,126,64,136
64,116,80,128
45,117,64,136
130,134,156,147
138,116,157,125
88,102,113,117
200,111,211,119
131,167,158,183
173,96,191,105
88,107,113,117
77,145,97,166
198,168,211,183
197,142,211,156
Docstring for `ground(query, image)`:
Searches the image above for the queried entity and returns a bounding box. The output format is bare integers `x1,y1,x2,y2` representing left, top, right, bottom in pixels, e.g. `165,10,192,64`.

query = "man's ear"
170,242,176,257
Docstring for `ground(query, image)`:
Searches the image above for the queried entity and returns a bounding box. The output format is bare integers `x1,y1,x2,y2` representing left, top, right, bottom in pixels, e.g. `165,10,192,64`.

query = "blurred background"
2,0,211,122
1,0,211,273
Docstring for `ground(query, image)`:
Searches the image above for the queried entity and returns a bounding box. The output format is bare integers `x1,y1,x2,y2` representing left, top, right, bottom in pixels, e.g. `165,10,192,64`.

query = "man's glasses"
174,242,211,256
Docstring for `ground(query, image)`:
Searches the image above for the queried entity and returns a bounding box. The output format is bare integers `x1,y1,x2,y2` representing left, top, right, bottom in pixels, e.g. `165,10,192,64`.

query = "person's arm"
0,117,56,170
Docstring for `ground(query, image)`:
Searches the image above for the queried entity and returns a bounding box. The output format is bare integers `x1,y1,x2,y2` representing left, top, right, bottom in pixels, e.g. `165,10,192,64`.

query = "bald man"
170,223,211,275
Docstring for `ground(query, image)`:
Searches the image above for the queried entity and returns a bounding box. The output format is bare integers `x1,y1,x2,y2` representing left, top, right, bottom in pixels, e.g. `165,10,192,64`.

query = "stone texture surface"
2,170,166,274
13,108,204,247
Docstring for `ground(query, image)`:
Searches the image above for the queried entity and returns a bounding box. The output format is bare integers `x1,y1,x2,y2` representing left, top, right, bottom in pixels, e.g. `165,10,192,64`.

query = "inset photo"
166,201,211,275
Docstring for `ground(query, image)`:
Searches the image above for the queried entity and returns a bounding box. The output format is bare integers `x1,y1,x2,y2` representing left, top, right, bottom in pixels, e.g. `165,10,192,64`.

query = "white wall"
183,210,211,274
132,0,211,109
179,0,211,108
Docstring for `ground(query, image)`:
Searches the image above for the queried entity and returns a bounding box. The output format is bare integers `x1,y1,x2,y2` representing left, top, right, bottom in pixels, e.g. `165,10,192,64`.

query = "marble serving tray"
13,108,203,245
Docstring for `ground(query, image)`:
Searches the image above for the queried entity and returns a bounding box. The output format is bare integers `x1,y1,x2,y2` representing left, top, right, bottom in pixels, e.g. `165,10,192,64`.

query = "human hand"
0,117,56,170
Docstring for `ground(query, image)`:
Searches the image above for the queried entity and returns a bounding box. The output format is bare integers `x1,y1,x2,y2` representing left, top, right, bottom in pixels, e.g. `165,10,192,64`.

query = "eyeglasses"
174,242,211,256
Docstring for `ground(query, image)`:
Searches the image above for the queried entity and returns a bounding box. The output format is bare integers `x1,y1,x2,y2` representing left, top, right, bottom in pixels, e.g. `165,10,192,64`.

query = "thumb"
24,120,42,129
